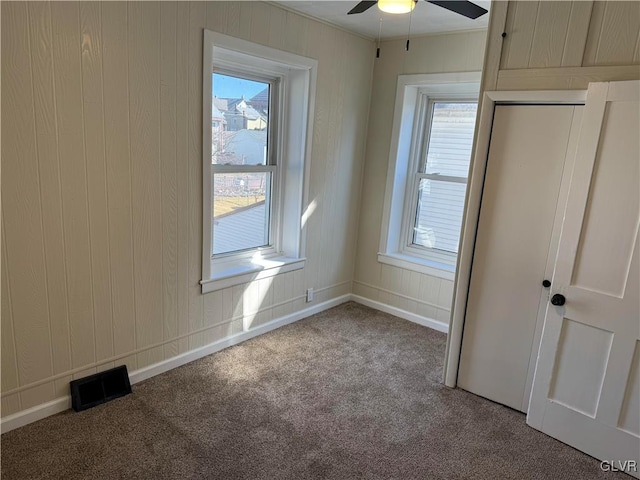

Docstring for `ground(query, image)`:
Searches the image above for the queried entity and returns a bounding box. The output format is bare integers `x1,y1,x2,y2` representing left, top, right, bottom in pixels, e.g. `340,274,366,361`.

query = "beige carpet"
0,302,626,479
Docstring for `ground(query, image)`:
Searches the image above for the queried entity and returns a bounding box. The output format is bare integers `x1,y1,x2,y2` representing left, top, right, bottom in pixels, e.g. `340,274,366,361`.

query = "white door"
528,81,640,477
458,104,583,412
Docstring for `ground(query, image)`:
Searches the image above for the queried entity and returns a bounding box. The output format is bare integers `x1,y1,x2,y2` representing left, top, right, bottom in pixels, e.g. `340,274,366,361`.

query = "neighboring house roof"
239,105,262,120
215,199,265,220
224,98,260,120
212,103,225,121
217,97,265,122
250,87,269,104
213,201,266,255
226,97,245,111
227,129,267,143
213,97,228,112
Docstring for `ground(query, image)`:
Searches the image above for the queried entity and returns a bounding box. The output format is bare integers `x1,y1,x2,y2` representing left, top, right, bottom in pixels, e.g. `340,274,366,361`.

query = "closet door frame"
444,89,587,388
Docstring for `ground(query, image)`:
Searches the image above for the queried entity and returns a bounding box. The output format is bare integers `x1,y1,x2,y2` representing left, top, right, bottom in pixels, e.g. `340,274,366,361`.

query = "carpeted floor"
1,302,625,479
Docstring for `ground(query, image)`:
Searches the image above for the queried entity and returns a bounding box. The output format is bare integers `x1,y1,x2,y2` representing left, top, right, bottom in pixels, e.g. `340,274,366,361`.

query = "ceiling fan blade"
427,1,488,19
348,1,378,15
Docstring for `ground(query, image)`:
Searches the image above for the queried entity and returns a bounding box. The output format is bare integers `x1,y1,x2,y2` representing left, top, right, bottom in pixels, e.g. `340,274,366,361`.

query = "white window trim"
201,31,317,294
378,72,481,281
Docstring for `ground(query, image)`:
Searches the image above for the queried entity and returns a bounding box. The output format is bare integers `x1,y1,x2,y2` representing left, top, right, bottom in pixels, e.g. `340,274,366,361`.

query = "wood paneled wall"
492,1,640,91
501,1,640,70
353,31,487,323
1,1,373,417
446,0,639,387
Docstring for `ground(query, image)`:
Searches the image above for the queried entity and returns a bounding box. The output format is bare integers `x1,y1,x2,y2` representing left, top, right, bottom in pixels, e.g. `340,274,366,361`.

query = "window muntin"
210,72,277,257
404,99,477,263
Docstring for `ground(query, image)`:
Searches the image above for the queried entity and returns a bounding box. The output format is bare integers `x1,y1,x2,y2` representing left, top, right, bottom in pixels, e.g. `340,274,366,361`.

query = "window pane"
212,73,269,165
424,102,477,177
213,172,270,255
413,178,466,254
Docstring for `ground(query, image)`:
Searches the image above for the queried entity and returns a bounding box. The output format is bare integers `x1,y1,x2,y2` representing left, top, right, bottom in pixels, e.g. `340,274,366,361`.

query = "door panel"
528,81,640,477
458,105,582,412
548,319,613,417
571,100,640,297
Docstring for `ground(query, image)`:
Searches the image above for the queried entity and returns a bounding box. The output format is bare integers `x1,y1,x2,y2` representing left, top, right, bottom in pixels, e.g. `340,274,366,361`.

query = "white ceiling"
275,1,491,39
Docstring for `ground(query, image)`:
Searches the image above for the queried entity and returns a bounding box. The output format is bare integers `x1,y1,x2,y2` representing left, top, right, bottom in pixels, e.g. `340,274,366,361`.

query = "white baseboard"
129,294,350,385
351,294,449,334
0,397,72,435
1,294,351,434
1,293,447,434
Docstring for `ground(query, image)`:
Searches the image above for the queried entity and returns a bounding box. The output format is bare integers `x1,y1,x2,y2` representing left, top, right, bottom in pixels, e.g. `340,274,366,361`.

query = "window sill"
377,252,455,281
201,256,305,294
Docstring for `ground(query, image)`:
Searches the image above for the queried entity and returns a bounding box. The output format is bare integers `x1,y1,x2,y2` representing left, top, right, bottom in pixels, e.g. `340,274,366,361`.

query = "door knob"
550,294,566,306
542,279,551,288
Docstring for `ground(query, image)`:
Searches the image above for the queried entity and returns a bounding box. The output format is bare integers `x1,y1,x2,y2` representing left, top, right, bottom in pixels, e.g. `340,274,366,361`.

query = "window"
379,73,480,280
211,73,274,257
404,99,477,264
201,32,317,293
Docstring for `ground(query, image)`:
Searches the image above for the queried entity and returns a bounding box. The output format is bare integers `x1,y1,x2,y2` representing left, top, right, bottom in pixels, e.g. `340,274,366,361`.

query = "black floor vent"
70,365,132,412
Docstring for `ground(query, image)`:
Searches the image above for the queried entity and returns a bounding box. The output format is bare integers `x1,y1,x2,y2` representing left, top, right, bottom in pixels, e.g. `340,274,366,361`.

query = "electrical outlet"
306,288,314,303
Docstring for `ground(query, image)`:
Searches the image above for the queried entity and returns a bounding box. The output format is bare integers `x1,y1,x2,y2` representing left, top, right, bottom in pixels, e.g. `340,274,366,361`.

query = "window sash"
399,95,476,265
418,97,476,176
212,165,276,174
211,165,278,258
417,172,466,184
210,69,279,259
212,69,279,167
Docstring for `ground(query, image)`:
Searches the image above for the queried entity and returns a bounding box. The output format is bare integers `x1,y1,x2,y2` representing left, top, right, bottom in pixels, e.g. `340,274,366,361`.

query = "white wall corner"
351,294,449,334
